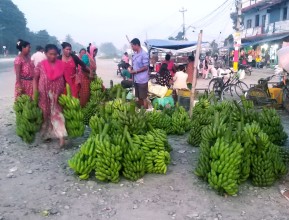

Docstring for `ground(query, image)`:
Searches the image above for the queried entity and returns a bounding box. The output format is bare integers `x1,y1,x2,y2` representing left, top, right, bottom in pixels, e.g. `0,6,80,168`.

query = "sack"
238,69,245,80
148,81,168,98
277,46,289,73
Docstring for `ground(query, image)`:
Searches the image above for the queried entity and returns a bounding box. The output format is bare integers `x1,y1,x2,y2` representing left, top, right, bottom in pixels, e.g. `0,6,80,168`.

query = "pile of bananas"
122,146,146,181
94,136,123,183
259,108,288,146
59,84,85,138
171,106,190,135
108,84,126,100
145,150,171,174
208,138,243,195
244,123,287,186
132,129,171,174
68,151,97,180
14,93,42,143
146,110,173,134
82,77,105,125
118,109,147,135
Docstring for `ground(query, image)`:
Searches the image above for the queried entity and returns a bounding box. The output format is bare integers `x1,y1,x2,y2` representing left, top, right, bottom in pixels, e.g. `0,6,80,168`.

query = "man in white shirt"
173,65,188,90
248,54,253,66
31,46,46,66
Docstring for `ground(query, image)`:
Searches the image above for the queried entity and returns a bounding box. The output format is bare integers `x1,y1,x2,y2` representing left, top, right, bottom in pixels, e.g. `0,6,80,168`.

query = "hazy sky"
12,0,234,48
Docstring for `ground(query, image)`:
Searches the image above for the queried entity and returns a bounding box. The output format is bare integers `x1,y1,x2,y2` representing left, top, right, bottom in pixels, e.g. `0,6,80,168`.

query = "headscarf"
42,59,64,81
89,46,97,59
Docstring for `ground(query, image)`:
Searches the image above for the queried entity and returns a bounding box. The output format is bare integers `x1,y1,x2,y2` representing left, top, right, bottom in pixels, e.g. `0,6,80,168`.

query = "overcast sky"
12,0,234,48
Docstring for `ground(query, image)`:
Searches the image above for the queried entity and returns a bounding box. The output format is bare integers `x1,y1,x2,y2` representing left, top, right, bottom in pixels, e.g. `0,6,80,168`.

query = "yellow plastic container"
178,89,191,97
165,89,173,97
269,88,283,104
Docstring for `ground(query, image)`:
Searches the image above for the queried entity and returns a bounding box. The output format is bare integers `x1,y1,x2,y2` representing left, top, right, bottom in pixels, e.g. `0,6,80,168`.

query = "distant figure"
122,52,129,64
33,44,67,147
248,54,253,67
31,46,46,66
58,42,89,97
156,63,173,88
256,55,262,68
162,54,176,77
173,65,188,90
265,52,270,68
186,55,195,89
14,39,34,99
202,56,210,79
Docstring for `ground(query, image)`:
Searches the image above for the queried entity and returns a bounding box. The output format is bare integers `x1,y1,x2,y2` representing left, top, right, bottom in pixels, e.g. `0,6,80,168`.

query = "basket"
178,89,191,97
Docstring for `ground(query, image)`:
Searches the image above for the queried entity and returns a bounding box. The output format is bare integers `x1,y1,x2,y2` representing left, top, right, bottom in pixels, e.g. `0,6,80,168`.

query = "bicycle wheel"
221,85,240,102
282,88,289,112
245,69,252,76
208,78,219,92
246,87,268,104
235,81,249,97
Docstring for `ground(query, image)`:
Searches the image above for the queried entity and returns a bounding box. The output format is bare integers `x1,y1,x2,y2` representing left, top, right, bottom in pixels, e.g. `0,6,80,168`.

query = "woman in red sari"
78,46,98,107
58,42,89,98
14,39,34,99
33,44,67,147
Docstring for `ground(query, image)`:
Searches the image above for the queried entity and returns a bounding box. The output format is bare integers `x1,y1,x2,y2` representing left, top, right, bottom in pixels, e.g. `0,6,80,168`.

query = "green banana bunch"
259,108,288,146
118,109,147,135
122,146,146,181
14,93,42,143
68,151,97,180
146,110,173,134
187,122,203,147
94,134,123,183
109,84,127,100
171,106,190,135
145,150,171,174
192,98,210,116
90,77,103,91
208,138,243,195
195,141,211,179
59,84,85,138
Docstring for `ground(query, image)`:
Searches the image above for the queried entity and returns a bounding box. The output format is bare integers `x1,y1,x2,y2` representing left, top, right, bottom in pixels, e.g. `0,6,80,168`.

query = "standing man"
31,46,46,66
129,38,149,109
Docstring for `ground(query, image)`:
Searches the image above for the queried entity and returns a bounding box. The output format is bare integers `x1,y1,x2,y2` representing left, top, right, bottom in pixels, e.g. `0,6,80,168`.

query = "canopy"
145,39,198,50
242,33,289,47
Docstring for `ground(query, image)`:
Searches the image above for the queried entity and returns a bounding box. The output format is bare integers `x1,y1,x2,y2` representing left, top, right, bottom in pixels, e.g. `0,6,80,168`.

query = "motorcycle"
239,63,252,76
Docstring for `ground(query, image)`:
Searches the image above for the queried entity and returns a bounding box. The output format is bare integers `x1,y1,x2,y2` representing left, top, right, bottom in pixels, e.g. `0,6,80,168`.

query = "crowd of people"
14,39,97,147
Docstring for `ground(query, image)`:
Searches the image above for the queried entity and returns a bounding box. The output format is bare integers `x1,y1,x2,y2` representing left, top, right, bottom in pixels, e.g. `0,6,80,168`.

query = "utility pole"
189,30,203,117
179,7,187,40
233,0,242,71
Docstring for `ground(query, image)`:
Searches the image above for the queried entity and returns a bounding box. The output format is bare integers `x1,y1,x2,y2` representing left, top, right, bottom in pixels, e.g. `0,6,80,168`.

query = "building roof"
242,32,289,46
242,0,284,13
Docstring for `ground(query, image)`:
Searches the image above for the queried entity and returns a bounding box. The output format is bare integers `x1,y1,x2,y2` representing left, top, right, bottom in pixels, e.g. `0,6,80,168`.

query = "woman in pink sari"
78,46,97,107
14,39,34,99
33,44,67,147
58,42,89,98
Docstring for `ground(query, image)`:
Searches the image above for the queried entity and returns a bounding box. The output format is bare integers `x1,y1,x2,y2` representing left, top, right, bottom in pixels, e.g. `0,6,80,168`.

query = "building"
241,0,289,65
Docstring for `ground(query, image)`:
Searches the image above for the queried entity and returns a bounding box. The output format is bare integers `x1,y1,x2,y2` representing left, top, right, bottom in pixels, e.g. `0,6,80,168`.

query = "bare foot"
59,138,65,148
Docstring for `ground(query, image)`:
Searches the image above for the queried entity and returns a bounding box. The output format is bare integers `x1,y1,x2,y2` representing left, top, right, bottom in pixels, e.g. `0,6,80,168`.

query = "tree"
230,12,244,31
99,42,118,57
63,34,85,52
168,31,187,41
224,34,234,47
210,40,219,55
0,0,27,54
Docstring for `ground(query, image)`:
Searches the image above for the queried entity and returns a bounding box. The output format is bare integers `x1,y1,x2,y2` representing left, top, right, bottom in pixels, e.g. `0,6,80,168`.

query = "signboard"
234,32,241,49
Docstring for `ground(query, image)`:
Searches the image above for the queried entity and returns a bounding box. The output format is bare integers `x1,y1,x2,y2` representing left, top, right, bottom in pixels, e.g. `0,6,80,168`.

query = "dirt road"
1,59,289,220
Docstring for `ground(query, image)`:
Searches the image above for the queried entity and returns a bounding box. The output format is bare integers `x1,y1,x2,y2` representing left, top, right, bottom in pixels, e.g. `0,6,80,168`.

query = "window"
247,19,252,28
283,7,288,20
255,14,260,27
262,15,266,26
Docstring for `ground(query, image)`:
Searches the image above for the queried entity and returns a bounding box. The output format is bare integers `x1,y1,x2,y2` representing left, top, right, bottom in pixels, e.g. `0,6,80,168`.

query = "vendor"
121,63,133,88
162,54,176,76
155,63,173,88
173,65,188,90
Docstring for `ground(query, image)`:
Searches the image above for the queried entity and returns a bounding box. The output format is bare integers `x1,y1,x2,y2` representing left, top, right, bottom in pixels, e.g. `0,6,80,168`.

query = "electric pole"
233,0,242,71
179,7,187,40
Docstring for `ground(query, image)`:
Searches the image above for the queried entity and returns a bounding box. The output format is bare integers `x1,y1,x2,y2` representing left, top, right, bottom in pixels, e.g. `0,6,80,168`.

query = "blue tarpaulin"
145,39,198,50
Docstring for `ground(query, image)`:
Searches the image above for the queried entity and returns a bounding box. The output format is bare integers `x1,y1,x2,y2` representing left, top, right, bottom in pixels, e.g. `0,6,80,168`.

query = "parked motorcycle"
239,63,252,76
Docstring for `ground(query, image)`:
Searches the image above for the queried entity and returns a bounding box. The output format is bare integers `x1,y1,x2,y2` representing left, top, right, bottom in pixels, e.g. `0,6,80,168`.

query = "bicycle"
208,69,249,101
246,71,289,110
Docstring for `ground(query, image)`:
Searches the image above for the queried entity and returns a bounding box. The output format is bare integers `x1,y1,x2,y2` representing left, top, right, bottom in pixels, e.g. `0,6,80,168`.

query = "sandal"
280,188,289,202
